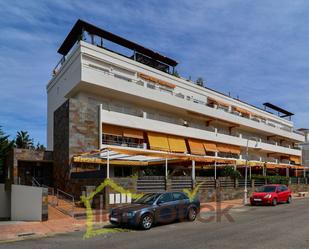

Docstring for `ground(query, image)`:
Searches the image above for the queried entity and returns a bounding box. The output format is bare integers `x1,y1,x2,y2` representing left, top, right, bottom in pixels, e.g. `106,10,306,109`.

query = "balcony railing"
80,55,300,140
101,107,301,156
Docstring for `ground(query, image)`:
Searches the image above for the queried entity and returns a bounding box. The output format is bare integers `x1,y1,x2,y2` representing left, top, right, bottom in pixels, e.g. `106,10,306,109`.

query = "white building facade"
46,20,305,190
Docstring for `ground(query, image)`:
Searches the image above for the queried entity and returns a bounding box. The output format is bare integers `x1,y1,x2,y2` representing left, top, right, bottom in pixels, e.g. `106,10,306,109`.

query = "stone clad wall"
53,100,70,190
53,96,101,194
69,97,99,157
5,149,53,186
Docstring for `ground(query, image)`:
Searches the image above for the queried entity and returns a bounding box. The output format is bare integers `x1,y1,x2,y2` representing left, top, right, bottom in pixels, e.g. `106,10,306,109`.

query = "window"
157,193,173,204
172,192,188,201
133,193,160,205
280,186,288,191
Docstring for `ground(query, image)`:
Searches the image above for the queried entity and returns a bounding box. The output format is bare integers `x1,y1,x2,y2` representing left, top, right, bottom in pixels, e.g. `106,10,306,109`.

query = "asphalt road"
2,199,309,249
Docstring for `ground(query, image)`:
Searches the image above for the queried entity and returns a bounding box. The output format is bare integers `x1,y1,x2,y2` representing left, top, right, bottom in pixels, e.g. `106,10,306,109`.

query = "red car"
250,184,292,206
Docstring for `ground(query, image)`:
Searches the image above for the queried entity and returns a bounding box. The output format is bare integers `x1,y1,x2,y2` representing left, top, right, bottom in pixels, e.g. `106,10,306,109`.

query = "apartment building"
46,20,305,193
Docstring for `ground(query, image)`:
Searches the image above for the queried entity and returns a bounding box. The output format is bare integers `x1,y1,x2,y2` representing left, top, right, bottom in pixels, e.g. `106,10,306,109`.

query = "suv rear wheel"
140,214,153,230
287,196,292,204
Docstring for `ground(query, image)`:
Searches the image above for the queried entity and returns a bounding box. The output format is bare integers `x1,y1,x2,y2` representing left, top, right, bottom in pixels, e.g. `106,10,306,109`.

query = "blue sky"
1,0,309,145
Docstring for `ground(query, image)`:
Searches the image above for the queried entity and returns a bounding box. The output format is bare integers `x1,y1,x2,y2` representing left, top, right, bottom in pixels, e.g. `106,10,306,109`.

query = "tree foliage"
222,166,242,179
15,131,34,149
36,142,46,151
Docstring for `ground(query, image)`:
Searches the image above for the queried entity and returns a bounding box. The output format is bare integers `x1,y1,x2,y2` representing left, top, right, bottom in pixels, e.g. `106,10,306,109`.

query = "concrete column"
99,104,102,149
263,166,266,176
107,150,110,178
249,166,252,179
214,161,217,180
286,167,289,177
165,158,168,180
192,160,196,188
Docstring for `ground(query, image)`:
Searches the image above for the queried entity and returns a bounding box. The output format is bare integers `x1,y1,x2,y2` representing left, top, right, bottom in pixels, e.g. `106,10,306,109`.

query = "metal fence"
137,176,166,193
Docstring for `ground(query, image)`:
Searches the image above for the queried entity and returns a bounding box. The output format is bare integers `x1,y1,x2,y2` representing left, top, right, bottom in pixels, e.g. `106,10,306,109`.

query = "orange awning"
290,165,305,169
290,156,301,164
217,143,231,153
102,124,123,136
138,73,176,89
147,132,170,151
207,97,229,107
229,145,241,154
188,139,206,155
123,127,144,139
167,135,187,153
203,142,217,152
233,106,251,116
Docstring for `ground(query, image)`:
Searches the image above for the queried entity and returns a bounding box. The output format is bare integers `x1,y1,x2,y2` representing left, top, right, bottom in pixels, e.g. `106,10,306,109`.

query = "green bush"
222,166,242,179
251,175,289,185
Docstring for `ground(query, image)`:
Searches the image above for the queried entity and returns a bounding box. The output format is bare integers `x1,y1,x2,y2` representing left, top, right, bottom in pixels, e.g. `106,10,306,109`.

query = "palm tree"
15,131,34,149
0,127,14,182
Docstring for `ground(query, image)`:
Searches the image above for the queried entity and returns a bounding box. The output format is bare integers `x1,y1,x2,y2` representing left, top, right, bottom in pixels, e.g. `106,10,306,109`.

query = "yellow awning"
167,135,187,153
147,132,170,151
266,163,289,169
203,142,217,152
73,156,148,166
102,124,123,136
123,127,144,139
188,139,206,155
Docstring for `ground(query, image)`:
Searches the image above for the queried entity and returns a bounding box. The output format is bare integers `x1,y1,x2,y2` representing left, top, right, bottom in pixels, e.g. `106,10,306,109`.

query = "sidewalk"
0,206,86,242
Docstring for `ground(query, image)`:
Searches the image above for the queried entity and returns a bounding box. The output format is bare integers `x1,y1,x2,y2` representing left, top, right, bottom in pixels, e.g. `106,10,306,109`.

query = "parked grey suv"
109,192,200,230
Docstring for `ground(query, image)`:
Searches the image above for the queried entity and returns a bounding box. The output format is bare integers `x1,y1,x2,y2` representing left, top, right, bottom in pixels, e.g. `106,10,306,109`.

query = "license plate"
110,217,118,222
254,198,262,201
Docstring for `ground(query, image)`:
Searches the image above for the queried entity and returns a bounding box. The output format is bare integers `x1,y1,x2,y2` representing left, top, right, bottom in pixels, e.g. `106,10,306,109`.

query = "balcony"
80,55,303,143
100,107,302,157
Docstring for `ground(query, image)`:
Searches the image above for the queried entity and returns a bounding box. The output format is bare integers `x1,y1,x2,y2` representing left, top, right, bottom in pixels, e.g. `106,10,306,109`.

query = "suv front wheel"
140,214,153,230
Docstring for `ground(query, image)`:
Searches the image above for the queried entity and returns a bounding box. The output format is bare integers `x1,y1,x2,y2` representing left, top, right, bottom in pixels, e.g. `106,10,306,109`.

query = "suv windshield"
133,193,160,205
256,186,277,193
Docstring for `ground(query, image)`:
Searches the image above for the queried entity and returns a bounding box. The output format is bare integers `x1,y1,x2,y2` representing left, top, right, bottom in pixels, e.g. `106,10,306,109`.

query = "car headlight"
123,211,135,217
264,194,272,199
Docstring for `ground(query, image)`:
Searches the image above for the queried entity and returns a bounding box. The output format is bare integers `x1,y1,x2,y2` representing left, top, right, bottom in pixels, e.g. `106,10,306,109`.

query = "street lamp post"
244,137,259,205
